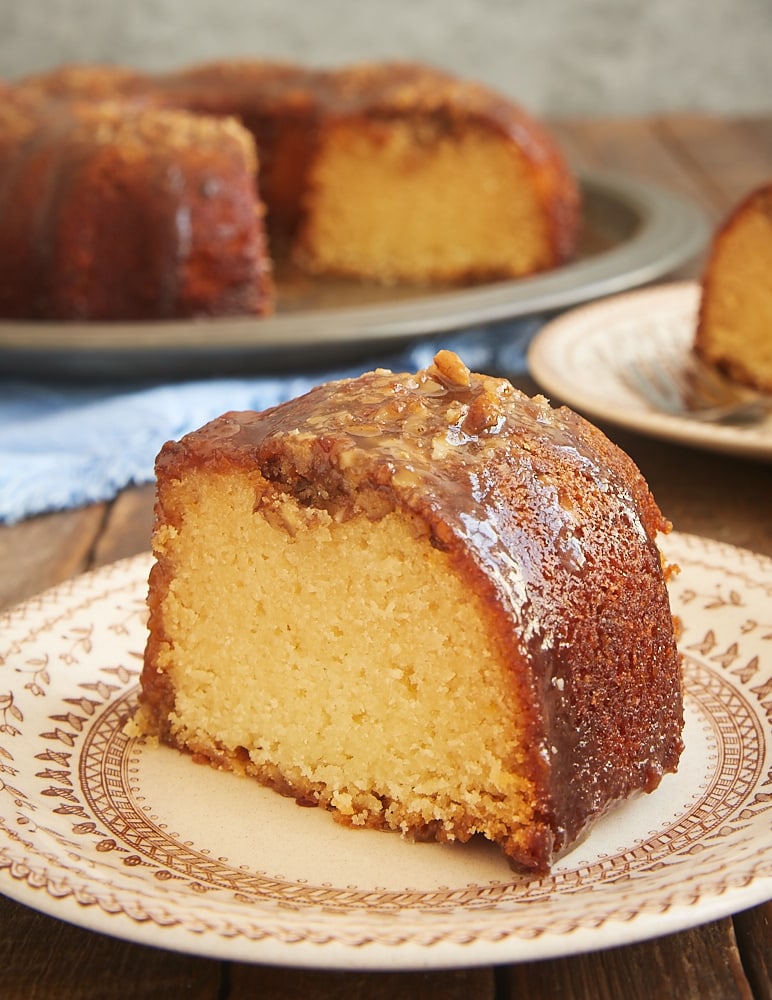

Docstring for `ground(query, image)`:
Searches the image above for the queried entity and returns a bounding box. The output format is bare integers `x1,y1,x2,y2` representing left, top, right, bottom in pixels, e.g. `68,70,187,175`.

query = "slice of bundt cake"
130,350,684,872
695,182,772,393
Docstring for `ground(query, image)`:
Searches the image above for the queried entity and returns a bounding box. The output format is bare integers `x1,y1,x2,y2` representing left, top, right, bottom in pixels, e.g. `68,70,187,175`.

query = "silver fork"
619,349,772,425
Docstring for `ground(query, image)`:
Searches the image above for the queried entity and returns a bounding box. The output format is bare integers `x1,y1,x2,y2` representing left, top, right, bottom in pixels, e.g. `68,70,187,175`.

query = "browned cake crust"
0,93,273,320
137,351,683,871
695,182,772,393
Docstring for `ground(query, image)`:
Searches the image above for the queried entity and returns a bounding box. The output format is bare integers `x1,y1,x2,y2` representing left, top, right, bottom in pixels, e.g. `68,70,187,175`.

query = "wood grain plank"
0,485,154,611
500,918,753,1000
550,115,718,217
229,964,495,999
549,115,715,281
0,505,106,612
734,902,772,1000
656,114,772,212
91,483,155,568
0,896,222,1000
734,116,772,164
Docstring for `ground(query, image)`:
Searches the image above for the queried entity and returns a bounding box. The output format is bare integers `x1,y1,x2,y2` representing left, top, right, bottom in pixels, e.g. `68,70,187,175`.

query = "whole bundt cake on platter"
1,60,581,320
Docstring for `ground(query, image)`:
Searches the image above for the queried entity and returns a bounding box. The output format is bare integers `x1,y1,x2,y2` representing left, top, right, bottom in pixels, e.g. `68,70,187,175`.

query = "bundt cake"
695,182,772,393
0,93,273,320
154,60,580,284
130,350,684,872
4,59,581,319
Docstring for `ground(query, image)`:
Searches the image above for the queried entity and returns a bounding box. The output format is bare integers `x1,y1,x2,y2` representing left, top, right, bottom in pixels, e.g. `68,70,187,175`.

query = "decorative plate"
0,532,769,970
528,281,772,462
0,172,707,379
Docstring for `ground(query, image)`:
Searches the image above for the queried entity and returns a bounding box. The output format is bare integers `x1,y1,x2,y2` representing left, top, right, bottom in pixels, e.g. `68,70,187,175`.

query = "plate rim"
527,280,772,462
0,170,709,377
0,532,770,970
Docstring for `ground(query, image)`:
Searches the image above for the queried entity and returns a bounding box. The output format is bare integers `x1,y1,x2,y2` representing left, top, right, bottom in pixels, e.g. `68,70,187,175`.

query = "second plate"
528,281,772,462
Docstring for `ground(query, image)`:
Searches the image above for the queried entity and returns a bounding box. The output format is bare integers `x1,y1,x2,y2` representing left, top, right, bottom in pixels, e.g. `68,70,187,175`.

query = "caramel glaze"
144,351,683,870
0,90,273,320
16,60,581,269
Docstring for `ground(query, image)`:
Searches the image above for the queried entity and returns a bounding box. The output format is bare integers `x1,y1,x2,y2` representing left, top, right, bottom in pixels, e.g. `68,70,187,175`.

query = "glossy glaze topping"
167,348,668,666
190,352,557,461
173,350,656,536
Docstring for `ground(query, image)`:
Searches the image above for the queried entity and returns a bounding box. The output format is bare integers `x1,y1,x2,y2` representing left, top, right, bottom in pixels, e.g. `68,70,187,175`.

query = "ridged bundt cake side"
0,93,274,320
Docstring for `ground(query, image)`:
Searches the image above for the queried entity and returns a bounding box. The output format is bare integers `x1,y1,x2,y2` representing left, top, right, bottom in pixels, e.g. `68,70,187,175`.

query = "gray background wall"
2,0,771,117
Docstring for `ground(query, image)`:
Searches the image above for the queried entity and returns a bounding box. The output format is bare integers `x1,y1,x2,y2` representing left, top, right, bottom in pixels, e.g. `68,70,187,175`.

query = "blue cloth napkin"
0,318,543,524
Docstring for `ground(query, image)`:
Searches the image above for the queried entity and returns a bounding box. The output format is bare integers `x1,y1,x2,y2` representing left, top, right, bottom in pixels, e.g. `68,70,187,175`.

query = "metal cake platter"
0,170,710,380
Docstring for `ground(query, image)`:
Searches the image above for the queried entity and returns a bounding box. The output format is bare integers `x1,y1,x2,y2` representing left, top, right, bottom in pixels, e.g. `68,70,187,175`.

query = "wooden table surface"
1,113,771,999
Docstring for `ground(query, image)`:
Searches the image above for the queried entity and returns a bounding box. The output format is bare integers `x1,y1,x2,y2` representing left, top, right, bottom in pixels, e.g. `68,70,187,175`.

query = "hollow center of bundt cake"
155,470,536,843
297,121,551,283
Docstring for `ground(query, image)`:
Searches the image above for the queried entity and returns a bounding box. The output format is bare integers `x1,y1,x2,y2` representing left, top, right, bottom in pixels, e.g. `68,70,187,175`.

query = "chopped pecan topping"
428,349,472,389
462,384,506,435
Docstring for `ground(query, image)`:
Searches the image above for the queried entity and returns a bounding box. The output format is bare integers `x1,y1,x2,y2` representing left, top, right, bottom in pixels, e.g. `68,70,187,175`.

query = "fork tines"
621,349,772,424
